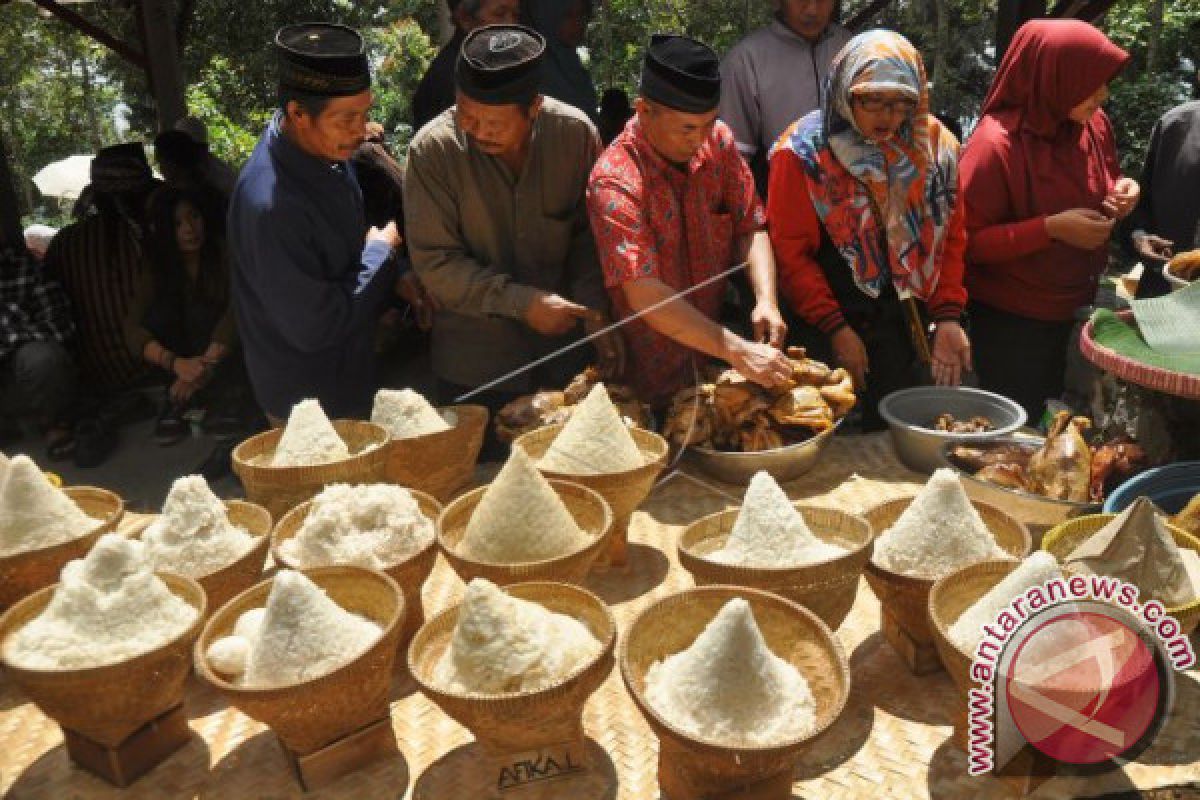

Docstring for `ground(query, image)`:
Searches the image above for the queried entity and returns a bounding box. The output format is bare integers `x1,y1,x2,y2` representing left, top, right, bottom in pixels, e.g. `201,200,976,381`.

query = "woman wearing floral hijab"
768,30,970,429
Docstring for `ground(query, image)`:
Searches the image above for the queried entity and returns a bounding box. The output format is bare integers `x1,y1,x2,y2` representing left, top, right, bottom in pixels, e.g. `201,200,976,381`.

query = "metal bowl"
879,387,1027,474
939,436,1098,546
685,419,842,485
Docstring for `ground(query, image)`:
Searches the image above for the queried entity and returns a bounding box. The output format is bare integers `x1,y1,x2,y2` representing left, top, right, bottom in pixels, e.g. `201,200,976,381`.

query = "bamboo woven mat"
2,434,1198,799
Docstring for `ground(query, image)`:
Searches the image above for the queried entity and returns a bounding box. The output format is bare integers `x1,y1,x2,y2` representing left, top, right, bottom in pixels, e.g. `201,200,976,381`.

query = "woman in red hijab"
961,19,1136,422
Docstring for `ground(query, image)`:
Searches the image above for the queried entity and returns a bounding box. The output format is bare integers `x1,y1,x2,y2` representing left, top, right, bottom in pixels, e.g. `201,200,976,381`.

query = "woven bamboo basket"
407,581,616,755
231,420,390,519
1042,514,1200,636
677,505,874,631
132,500,272,615
0,486,124,611
194,566,405,756
514,423,668,567
0,572,206,746
436,479,613,586
620,586,850,798
928,559,1021,697
381,404,488,502
863,496,1031,647
271,489,442,649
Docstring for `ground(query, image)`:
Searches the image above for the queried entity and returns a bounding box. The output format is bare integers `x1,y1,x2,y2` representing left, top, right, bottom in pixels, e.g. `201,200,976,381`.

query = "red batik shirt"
587,117,765,406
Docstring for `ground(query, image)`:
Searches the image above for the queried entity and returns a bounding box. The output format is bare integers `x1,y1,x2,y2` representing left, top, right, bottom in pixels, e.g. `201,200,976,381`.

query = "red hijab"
981,19,1130,219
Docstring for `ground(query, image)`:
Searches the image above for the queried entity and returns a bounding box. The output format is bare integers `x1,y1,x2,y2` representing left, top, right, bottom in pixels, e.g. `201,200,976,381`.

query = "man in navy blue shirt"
228,23,402,422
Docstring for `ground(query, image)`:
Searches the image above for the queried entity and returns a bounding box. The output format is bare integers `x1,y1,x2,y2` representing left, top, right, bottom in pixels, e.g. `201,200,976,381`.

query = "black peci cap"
276,23,371,97
640,34,721,113
455,24,546,106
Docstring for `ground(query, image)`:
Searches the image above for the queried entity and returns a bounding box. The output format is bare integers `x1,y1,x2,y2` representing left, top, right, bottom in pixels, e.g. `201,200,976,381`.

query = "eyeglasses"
853,96,918,114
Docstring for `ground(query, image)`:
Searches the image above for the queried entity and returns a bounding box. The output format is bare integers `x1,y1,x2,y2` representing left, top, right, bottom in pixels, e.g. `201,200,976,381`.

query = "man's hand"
750,301,788,348
1132,232,1173,263
830,326,869,390
930,320,972,387
1102,177,1140,221
169,378,201,406
726,337,793,388
367,220,402,251
1046,209,1115,251
584,311,626,379
173,356,207,384
524,292,590,336
396,271,439,331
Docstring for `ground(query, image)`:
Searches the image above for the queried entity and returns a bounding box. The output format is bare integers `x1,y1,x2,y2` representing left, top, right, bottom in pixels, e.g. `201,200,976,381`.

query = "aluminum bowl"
879,387,1027,474
685,419,842,485
939,436,1098,546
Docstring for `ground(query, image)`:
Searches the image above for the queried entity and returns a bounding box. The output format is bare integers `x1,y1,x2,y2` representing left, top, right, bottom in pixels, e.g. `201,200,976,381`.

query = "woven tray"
1081,311,1200,400
2,434,1197,799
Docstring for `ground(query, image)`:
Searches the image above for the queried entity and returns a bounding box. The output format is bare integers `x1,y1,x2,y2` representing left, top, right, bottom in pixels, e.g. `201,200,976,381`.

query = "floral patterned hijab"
775,29,959,301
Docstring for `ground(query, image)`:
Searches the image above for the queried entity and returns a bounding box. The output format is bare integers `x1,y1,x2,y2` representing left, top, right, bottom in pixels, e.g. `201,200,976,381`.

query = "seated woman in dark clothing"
768,30,971,430
126,187,246,445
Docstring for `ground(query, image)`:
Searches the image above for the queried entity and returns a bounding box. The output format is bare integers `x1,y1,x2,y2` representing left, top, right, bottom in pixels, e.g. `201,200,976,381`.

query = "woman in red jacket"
961,19,1136,422
769,29,970,429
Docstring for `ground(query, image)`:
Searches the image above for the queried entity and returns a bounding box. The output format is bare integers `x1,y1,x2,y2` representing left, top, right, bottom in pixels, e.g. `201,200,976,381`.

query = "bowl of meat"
663,349,857,485
1164,249,1200,290
878,386,1027,475
941,411,1150,546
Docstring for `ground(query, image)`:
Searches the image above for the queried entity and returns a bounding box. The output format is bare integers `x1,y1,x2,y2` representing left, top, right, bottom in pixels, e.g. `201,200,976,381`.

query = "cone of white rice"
537,383,644,475
272,399,350,467
141,475,258,577
948,552,1063,652
711,472,847,567
371,388,451,440
0,455,94,557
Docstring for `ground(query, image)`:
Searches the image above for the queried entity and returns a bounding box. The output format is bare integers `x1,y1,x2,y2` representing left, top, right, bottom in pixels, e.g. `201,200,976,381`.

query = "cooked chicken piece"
950,443,1035,472
1167,249,1200,282
1028,412,1092,502
768,386,834,433
933,413,995,433
819,368,857,417
1171,493,1200,537
712,381,761,430
494,390,569,442
739,418,785,451
1088,440,1149,503
663,386,716,447
975,463,1033,492
562,366,602,405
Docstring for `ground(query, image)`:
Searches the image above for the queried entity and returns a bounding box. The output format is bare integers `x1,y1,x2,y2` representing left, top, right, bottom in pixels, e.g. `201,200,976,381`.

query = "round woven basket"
1042,514,1200,636
514,423,668,567
271,489,442,650
231,420,390,519
863,496,1031,646
194,566,405,756
436,479,613,586
382,405,489,502
0,486,125,611
132,500,272,615
619,586,849,797
407,581,615,755
928,559,1021,697
677,505,874,630
0,571,206,746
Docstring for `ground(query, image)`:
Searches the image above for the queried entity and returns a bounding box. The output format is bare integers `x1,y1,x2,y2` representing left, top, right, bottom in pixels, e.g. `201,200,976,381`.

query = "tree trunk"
931,0,949,109
1146,0,1164,74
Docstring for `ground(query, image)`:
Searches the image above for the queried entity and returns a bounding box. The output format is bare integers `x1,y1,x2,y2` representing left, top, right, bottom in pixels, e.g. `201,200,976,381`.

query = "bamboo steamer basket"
271,489,442,650
381,404,488,502
620,586,849,799
194,566,405,756
1042,514,1200,636
0,486,125,610
231,420,390,519
0,572,206,746
863,496,1031,649
436,479,613,586
133,500,272,615
928,559,1022,697
677,505,873,630
514,423,668,566
407,581,615,755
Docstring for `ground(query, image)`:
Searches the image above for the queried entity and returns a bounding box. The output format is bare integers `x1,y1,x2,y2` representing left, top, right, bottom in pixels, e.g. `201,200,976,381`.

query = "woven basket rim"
231,419,390,477
0,571,206,677
618,584,849,755
406,580,616,702
513,423,670,479
677,504,874,578
927,558,1022,662
863,494,1031,587
193,565,404,696
0,486,124,564
378,403,489,444
1042,513,1200,616
436,479,613,569
270,489,442,572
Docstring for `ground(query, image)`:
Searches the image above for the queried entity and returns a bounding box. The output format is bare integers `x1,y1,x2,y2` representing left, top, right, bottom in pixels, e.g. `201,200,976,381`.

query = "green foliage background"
3,0,1198,223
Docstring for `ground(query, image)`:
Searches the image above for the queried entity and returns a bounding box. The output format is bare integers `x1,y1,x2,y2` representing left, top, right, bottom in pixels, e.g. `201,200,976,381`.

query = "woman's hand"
930,321,972,387
1102,178,1140,221
830,326,869,390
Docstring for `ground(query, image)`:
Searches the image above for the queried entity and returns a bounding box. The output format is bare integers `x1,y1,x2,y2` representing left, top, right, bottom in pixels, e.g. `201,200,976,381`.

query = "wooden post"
138,0,187,130
0,131,24,248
